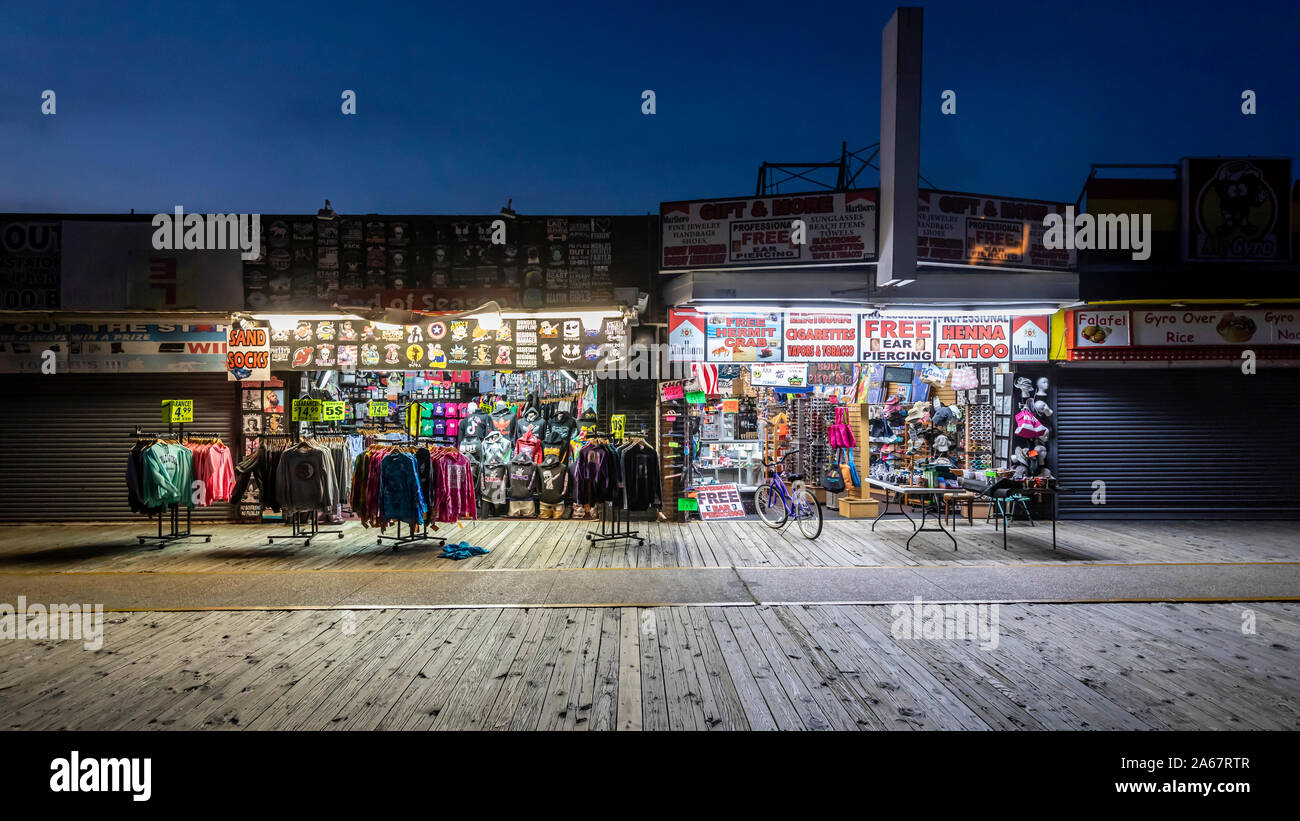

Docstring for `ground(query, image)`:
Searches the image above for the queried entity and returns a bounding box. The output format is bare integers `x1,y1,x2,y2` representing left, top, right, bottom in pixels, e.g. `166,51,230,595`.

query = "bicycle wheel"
793,489,823,539
755,484,787,528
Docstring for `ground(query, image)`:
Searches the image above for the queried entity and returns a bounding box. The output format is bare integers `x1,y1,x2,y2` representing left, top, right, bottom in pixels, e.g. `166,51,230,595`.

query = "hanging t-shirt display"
267,313,625,372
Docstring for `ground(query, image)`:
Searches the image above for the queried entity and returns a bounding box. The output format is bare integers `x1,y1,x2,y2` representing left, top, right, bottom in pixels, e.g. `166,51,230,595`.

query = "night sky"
3,0,1297,215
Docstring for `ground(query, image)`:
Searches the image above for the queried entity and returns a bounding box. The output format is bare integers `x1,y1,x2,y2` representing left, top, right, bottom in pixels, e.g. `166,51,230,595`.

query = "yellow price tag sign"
292,399,323,422
368,400,390,418
161,399,193,424
611,414,626,440
322,401,345,421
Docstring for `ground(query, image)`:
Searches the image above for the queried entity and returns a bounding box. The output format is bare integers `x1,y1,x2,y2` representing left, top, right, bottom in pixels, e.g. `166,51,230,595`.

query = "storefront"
1055,305,1300,518
0,216,246,522
660,187,1075,521
229,305,661,529
1059,156,1300,519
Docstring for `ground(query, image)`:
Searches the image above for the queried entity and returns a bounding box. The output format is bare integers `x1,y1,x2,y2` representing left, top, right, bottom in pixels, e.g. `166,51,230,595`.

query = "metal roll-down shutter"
1054,367,1300,519
0,373,239,521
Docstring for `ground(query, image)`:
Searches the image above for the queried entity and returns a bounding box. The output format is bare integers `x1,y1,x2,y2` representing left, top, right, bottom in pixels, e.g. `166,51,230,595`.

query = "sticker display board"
660,191,877,270
782,311,859,361
270,315,626,372
750,362,809,387
695,483,746,520
705,312,782,363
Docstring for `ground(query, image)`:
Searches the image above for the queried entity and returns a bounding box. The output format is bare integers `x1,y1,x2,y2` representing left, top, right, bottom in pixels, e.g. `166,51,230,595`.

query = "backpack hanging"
822,458,846,494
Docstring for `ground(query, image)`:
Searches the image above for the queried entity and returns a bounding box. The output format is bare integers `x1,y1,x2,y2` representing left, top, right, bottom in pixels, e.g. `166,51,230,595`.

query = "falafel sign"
660,191,876,270
705,312,783,363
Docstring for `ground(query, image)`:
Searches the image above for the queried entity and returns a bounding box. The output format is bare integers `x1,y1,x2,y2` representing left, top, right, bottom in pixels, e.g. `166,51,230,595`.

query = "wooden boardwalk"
2,601,1296,731
0,519,1295,575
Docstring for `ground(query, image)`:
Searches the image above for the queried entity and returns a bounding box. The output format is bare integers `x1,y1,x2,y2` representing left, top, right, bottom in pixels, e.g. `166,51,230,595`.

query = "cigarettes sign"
782,312,859,361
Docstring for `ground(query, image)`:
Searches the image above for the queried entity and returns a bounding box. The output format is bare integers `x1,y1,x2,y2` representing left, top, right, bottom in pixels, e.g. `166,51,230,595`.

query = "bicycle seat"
786,473,804,482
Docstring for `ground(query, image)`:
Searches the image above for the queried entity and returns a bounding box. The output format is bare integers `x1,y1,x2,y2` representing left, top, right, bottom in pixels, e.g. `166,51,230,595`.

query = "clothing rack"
267,510,345,546
586,501,644,545
263,434,346,545
375,518,443,549
129,424,214,548
581,428,646,545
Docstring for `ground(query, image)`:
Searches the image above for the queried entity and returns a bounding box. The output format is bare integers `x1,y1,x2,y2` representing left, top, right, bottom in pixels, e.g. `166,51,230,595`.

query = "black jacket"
621,443,661,511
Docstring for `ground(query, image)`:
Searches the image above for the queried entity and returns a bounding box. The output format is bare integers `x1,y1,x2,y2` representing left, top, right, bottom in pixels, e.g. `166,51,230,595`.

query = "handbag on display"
846,451,861,487
827,405,856,449
822,452,847,493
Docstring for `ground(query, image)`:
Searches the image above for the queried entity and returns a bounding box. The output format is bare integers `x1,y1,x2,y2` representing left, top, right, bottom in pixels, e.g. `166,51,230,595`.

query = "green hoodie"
141,442,195,508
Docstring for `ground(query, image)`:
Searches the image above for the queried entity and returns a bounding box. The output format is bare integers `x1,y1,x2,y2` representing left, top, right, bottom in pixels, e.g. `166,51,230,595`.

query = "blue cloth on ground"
440,541,489,560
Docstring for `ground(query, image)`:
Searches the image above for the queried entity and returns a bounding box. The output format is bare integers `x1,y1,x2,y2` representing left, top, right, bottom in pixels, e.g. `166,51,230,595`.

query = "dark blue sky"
3,0,1297,215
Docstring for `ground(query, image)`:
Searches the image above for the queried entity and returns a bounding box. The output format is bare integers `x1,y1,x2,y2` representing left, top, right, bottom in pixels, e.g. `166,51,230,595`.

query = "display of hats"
932,434,951,452
884,394,905,411
906,401,930,423
931,405,954,427
1014,376,1034,397
1031,399,1053,417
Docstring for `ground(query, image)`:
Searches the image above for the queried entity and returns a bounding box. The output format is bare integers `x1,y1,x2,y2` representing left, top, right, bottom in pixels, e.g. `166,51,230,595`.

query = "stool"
944,492,976,527
986,492,1035,530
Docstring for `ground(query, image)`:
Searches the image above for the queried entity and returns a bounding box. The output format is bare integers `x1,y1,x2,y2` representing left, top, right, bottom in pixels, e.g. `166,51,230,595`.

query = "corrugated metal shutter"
0,373,239,521
1055,368,1300,519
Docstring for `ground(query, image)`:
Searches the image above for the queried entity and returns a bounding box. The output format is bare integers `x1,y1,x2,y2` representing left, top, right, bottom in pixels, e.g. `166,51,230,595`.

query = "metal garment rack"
263,425,344,546
376,518,443,549
583,428,646,545
587,501,644,545
372,433,448,550
130,424,218,548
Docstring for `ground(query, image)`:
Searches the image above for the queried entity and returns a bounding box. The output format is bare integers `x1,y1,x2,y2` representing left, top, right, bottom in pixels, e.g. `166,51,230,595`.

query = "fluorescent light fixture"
251,312,362,331
499,306,622,331
892,279,915,287
877,305,1062,317
1169,302,1186,308
691,303,864,314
